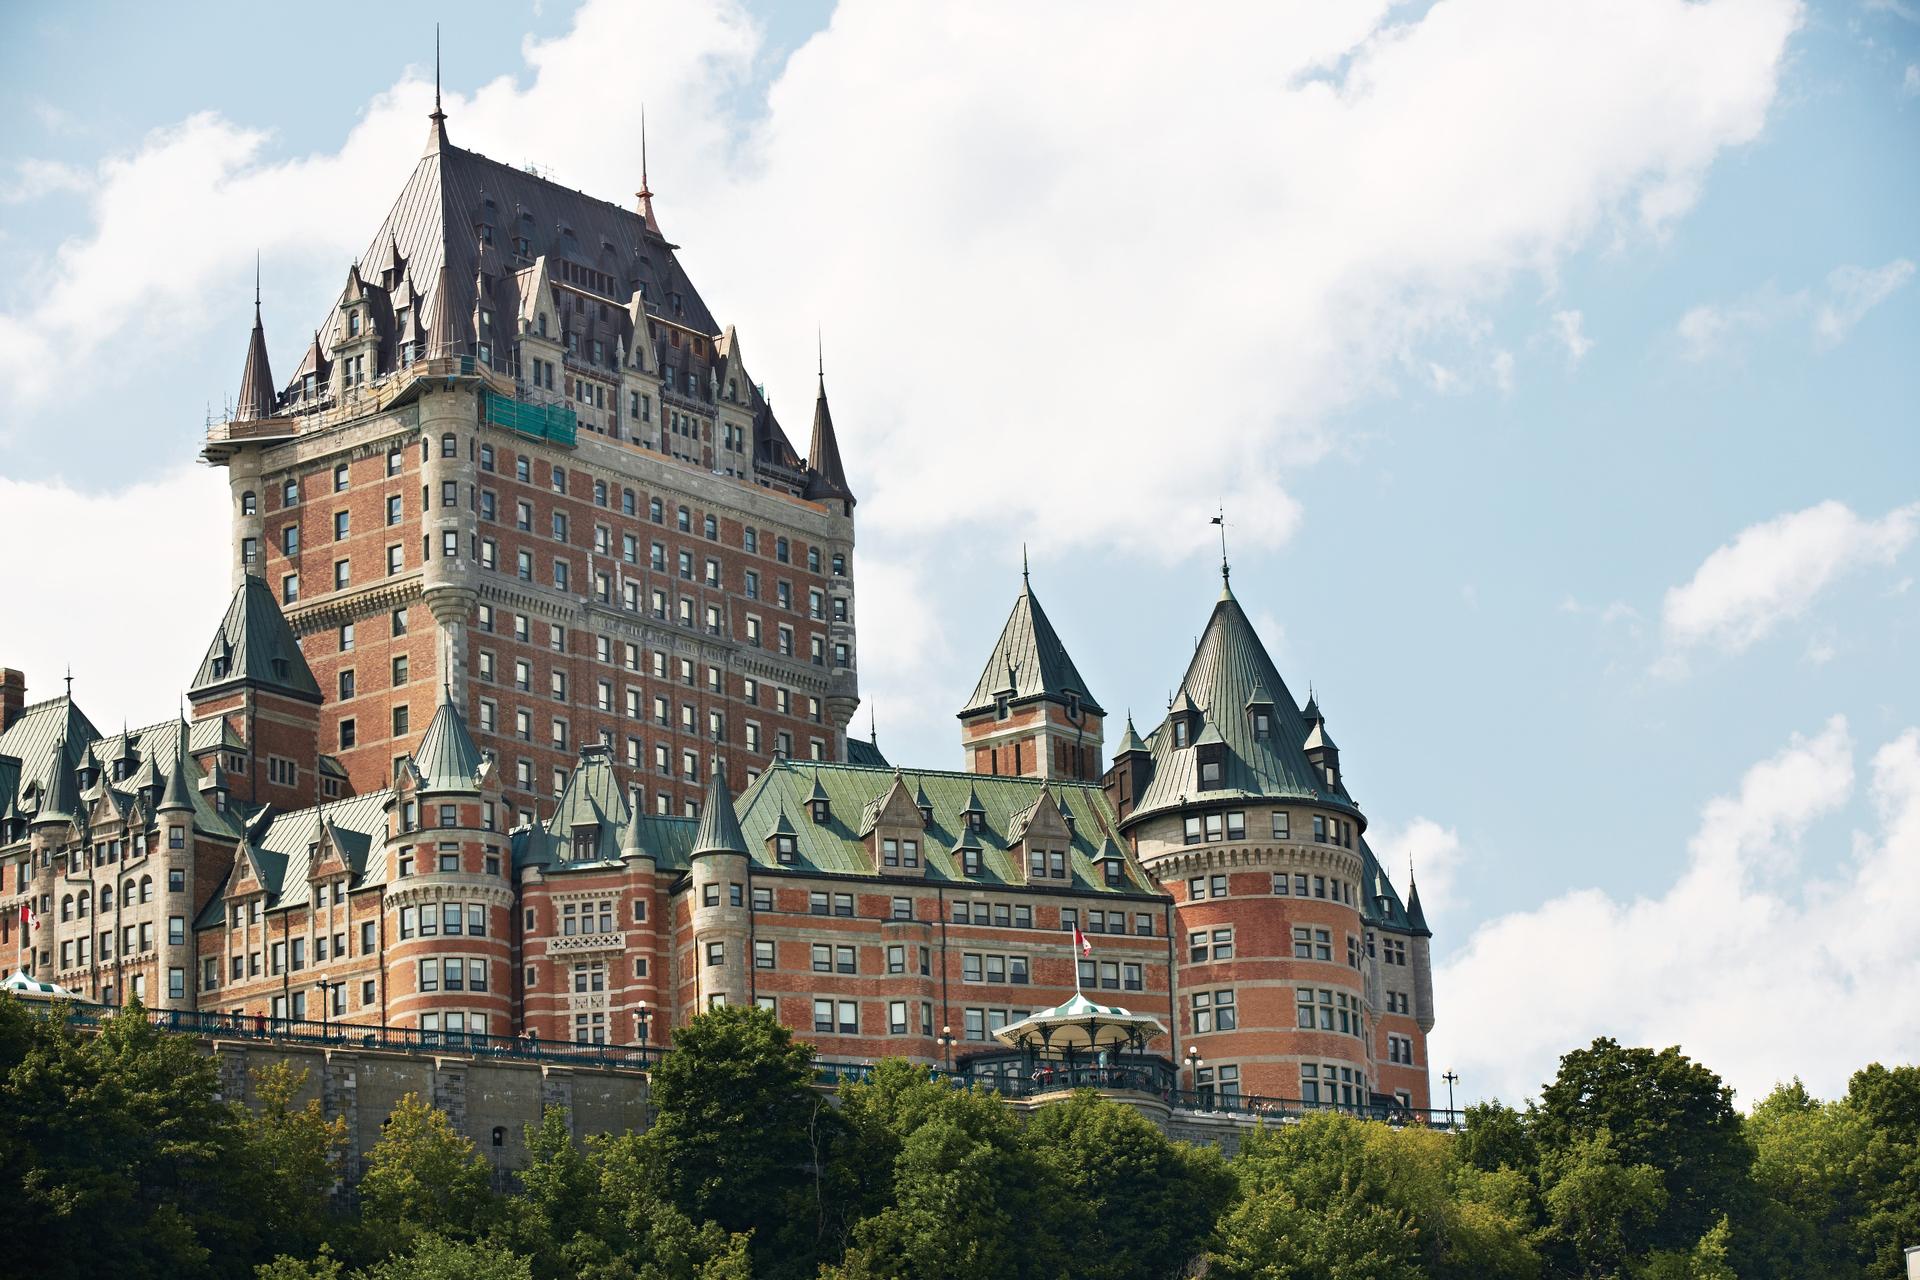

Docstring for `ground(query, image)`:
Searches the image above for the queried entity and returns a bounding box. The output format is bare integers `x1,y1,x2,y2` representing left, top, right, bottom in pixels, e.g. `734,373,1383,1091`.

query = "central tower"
957,565,1104,781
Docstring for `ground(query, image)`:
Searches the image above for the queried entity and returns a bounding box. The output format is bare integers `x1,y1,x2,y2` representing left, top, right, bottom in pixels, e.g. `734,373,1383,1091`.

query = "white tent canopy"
1,971,78,999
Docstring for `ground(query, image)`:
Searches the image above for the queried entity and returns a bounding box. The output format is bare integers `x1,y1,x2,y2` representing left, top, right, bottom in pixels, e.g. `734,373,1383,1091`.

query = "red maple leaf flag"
1073,925,1091,957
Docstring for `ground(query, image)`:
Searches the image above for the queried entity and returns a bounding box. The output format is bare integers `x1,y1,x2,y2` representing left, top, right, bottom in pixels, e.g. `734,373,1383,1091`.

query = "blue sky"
1,0,1914,1104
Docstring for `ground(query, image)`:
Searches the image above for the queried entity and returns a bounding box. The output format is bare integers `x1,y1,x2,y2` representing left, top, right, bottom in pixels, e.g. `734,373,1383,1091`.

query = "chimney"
0,669,24,732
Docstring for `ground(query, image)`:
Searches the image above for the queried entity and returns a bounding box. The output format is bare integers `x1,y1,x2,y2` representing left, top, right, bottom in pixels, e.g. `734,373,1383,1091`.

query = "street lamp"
1442,1070,1460,1130
1186,1044,1204,1101
936,1024,958,1073
315,979,345,1038
635,1001,652,1055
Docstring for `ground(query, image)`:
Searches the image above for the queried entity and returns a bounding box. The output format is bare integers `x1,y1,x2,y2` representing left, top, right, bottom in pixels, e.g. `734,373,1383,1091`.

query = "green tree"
255,1244,343,1280
354,1233,532,1280
828,1075,1043,1280
241,1062,348,1258
646,1003,829,1276
586,1129,756,1280
1459,1100,1537,1175
1024,1091,1235,1280
1210,1185,1424,1280
358,1093,493,1250
1531,1039,1752,1255
1538,1129,1666,1279
0,995,256,1278
1742,1079,1866,1280
1846,1063,1920,1280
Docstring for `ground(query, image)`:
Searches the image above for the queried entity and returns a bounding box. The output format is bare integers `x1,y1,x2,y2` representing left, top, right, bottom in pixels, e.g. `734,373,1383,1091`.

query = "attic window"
961,848,981,877
995,694,1010,721
774,834,796,864
1252,710,1271,739
1173,721,1191,748
811,798,831,825
918,803,933,827
271,658,290,679
1066,693,1081,718
966,811,984,833
1197,743,1226,790
210,657,230,680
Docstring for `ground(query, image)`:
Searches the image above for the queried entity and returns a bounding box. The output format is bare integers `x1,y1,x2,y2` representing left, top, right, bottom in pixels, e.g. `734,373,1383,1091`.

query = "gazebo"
987,993,1172,1096
1,972,79,1000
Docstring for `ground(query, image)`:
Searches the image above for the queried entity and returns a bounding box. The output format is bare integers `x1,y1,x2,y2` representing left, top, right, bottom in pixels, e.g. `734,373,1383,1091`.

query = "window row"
417,956,491,993
397,902,490,939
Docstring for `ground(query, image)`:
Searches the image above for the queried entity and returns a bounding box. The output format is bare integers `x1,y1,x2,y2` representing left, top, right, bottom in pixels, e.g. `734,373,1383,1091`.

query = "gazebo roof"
993,992,1166,1056
0,971,78,998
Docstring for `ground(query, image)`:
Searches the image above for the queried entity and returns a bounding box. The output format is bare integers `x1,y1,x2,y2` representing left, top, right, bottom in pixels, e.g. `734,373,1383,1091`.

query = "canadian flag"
1073,925,1091,957
21,902,37,931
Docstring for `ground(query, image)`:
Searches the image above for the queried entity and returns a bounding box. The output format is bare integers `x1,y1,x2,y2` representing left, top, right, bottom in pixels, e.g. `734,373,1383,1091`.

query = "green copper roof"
690,766,748,857
31,731,82,826
731,760,1153,894
1125,580,1361,829
514,747,697,871
845,736,889,768
158,758,197,813
959,576,1105,718
189,575,323,704
1356,838,1425,936
1113,715,1149,757
410,689,487,791
195,790,391,926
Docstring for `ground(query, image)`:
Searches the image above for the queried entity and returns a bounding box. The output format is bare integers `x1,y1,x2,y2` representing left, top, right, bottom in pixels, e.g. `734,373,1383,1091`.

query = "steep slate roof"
1125,578,1361,829
844,736,890,769
732,760,1155,895
959,576,1104,718
0,696,243,842
513,746,697,872
1356,837,1425,936
189,576,324,704
194,790,391,925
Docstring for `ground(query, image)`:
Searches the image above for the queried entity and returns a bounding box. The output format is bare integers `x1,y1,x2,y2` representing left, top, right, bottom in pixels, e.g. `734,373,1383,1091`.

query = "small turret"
235,269,277,422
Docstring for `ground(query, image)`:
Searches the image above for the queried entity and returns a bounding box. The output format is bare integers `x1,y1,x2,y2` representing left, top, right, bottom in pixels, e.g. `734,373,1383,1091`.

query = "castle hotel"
0,93,1435,1115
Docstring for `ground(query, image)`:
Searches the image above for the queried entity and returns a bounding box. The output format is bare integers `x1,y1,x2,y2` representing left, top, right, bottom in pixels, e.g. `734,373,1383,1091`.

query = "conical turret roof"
690,766,746,857
411,687,486,791
1113,715,1150,757
235,291,277,421
803,375,855,507
1125,579,1359,828
960,572,1103,718
31,732,80,827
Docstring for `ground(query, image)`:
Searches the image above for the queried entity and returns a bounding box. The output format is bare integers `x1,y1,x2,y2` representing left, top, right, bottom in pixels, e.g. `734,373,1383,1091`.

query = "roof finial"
64,666,72,699
1211,506,1230,584
254,253,261,309
817,327,824,383
868,701,877,750
1021,543,1029,587
433,23,443,120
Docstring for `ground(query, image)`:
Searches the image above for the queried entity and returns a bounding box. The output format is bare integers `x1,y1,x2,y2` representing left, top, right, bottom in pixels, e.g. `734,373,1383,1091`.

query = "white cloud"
1,158,90,204
1904,64,1920,95
1658,500,1918,667
0,0,1805,753
1551,309,1594,366
0,468,231,728
1814,258,1915,347
1432,717,1920,1104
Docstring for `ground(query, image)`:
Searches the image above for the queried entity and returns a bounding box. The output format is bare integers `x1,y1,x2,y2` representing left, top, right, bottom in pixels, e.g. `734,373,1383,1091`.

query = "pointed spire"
1405,855,1430,934
1213,506,1231,590
636,105,660,233
960,569,1103,718
689,764,746,857
619,794,650,861
413,685,486,791
425,22,449,152
1114,713,1149,758
235,259,277,422
32,731,80,827
803,346,855,508
158,731,196,814
191,576,323,703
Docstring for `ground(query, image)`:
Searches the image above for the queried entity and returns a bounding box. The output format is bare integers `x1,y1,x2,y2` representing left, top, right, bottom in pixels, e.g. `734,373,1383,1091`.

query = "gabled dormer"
805,771,832,826
1193,720,1229,791
1008,787,1073,886
1302,696,1340,791
861,772,926,875
951,826,984,878
766,803,799,866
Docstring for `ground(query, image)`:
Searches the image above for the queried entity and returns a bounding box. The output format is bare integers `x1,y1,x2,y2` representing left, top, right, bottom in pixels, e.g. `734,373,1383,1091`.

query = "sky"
0,0,1915,1109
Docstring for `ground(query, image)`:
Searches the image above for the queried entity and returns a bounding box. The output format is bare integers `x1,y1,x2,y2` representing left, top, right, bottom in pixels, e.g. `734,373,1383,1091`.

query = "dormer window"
811,798,830,825
918,803,933,828
348,312,361,337
1066,692,1081,719
962,848,981,877
1104,860,1124,887
995,694,1010,720
210,657,230,680
774,834,796,864
1173,720,1190,748
1252,710,1272,739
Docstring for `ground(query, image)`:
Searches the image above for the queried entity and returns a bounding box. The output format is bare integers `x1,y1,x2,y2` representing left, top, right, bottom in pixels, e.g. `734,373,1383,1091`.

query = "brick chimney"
0,669,24,733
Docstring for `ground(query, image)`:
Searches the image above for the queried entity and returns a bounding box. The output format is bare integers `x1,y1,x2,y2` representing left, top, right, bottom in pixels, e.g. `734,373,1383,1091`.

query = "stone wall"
207,1034,651,1187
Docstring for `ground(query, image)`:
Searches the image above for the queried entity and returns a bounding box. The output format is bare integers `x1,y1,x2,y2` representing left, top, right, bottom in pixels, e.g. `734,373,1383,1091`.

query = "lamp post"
1442,1070,1459,1130
635,1000,652,1057
1186,1044,1204,1103
936,1024,958,1074
315,979,344,1039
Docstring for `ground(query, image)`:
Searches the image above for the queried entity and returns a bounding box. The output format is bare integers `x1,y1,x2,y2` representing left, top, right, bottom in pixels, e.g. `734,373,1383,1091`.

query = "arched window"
241,490,257,515
101,884,113,911
59,895,72,922
123,878,135,905
139,876,153,904
76,890,89,917
441,432,457,458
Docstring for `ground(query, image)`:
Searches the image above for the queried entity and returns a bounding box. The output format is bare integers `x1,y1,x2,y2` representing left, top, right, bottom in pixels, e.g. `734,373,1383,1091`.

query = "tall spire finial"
433,23,443,119
869,701,877,750
1211,506,1230,584
64,666,72,699
254,253,261,309
817,327,824,383
636,105,660,230
1021,543,1029,587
